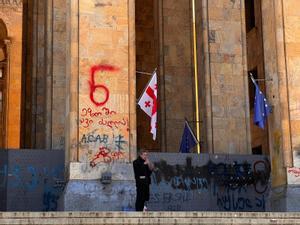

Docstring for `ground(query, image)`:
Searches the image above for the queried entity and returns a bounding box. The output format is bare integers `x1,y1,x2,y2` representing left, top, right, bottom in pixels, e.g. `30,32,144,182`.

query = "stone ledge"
1,212,300,225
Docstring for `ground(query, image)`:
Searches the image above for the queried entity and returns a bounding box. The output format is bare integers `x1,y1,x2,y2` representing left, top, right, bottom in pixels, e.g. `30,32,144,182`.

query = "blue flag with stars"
179,121,198,153
254,82,271,129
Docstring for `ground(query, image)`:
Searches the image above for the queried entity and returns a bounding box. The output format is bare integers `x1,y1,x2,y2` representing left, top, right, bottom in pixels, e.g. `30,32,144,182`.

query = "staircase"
1,212,300,225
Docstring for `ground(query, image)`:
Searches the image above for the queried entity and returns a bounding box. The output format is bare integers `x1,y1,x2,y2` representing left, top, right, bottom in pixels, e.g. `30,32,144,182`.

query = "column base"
60,179,136,211
59,162,136,211
270,185,300,212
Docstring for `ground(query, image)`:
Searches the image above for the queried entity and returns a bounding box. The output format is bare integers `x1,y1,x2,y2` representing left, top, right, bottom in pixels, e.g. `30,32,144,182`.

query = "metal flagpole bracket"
249,72,273,83
255,78,273,82
249,72,256,84
136,67,157,76
136,71,153,76
187,120,203,124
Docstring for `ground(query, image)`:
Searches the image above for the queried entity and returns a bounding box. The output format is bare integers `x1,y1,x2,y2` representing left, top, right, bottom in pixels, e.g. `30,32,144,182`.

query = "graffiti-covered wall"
148,153,271,211
64,152,271,212
77,1,135,169
0,149,64,211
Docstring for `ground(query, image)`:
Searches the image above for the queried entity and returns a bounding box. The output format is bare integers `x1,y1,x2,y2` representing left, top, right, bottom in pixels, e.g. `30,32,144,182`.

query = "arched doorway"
0,2,23,149
0,19,8,148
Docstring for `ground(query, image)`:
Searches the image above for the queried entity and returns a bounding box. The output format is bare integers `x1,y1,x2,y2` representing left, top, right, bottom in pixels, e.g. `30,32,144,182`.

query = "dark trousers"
135,184,149,211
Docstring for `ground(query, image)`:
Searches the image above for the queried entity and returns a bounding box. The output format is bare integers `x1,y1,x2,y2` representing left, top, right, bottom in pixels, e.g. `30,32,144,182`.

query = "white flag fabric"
138,71,157,140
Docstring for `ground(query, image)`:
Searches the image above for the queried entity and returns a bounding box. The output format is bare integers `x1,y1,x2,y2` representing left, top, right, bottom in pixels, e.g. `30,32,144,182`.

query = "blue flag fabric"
179,121,198,153
254,83,271,129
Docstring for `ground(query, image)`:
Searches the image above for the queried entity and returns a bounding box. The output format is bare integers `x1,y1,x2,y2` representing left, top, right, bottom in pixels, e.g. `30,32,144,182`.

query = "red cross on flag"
138,71,157,140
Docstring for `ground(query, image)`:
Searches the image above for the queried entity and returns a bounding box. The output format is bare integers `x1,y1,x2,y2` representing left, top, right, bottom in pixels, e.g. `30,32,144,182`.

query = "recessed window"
245,0,255,32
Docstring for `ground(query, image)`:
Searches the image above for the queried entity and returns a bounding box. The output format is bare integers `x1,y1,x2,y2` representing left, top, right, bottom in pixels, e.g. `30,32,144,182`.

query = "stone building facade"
0,0,300,210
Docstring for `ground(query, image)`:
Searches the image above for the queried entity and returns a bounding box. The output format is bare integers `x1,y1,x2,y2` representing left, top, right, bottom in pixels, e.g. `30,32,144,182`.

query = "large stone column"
63,0,136,211
202,0,251,154
21,0,67,150
262,0,300,211
261,0,288,188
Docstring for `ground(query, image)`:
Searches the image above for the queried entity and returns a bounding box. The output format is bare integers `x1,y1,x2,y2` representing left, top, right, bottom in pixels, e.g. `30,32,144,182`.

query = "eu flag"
179,121,198,153
254,82,271,129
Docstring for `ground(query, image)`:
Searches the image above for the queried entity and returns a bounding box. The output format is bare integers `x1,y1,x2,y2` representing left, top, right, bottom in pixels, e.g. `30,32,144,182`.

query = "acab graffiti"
80,132,128,166
81,133,127,150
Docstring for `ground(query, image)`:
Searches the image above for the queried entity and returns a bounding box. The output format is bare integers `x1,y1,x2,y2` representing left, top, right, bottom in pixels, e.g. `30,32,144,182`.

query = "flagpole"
249,72,256,85
136,71,153,76
185,118,199,145
192,0,201,154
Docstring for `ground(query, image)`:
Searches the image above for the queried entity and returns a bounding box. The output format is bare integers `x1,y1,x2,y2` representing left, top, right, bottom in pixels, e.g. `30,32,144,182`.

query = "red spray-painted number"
89,64,119,107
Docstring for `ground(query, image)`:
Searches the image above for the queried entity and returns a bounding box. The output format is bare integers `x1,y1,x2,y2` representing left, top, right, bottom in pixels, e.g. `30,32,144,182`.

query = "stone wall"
51,0,67,149
1,0,297,201
283,1,300,158
78,1,130,163
161,0,195,152
261,0,290,187
204,0,250,154
65,0,136,178
22,0,67,150
280,0,300,188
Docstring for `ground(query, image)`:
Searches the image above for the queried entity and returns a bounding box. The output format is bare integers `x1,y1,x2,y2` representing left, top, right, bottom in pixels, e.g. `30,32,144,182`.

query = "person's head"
139,149,149,160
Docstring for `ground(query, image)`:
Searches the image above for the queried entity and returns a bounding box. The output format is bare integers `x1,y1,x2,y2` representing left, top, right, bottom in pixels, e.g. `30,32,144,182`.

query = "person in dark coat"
133,150,154,211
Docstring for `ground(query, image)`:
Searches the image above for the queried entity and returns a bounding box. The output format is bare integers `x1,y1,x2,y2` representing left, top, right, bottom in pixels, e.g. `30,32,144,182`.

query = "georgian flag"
138,71,157,140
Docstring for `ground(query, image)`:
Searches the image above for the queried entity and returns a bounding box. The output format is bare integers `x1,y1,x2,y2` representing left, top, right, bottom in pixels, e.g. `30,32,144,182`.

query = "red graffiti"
81,107,117,118
89,64,119,107
81,108,102,117
90,146,125,166
288,167,300,177
80,106,124,129
80,118,93,128
102,107,117,115
98,118,128,130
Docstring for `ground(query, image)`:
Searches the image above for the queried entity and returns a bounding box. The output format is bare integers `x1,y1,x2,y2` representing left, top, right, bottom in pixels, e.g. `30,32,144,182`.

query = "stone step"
1,212,300,225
